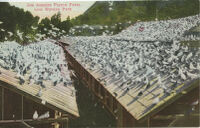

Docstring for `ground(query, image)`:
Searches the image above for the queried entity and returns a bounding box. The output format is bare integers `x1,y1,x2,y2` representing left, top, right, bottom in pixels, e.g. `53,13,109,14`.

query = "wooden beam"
0,117,68,125
66,118,69,128
62,113,69,128
53,110,61,128
22,121,33,128
22,96,23,120
1,88,4,120
168,117,179,127
152,114,200,120
147,117,150,127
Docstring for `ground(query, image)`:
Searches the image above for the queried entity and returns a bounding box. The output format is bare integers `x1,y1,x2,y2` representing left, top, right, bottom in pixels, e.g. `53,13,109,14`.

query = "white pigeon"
157,75,162,85
179,68,186,80
1,29,5,32
181,55,185,62
191,99,199,106
0,21,3,24
17,30,23,40
180,71,186,80
153,97,160,104
17,72,25,80
197,63,200,70
189,63,196,70
186,53,192,61
31,26,37,30
36,87,42,97
8,32,13,37
187,71,198,79
33,110,38,120
38,111,50,119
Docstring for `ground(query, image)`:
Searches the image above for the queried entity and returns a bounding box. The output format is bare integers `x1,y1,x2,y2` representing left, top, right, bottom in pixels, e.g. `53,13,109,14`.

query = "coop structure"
0,67,79,128
58,39,199,127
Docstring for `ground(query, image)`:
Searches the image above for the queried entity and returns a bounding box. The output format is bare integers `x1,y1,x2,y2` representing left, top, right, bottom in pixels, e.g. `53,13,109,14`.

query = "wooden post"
117,104,123,127
62,114,69,128
1,88,4,120
22,96,23,120
147,117,150,127
53,110,62,128
66,118,69,128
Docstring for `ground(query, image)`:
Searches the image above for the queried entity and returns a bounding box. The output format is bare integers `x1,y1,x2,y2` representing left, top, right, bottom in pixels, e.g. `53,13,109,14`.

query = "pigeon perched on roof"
152,97,160,105
36,87,42,97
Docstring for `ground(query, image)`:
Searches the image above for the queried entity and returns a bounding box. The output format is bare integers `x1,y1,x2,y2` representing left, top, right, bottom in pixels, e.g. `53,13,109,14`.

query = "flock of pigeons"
0,13,199,119
118,15,200,41
68,14,200,102
0,40,72,90
0,20,66,43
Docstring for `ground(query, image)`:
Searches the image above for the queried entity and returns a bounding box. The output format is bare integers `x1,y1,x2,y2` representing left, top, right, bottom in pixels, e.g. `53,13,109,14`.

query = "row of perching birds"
118,15,200,41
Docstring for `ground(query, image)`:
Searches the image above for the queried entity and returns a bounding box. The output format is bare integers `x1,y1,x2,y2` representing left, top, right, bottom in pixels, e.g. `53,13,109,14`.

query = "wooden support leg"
62,114,69,128
147,117,150,127
53,110,61,128
22,96,23,120
168,118,179,127
22,121,32,128
66,118,69,128
1,88,4,120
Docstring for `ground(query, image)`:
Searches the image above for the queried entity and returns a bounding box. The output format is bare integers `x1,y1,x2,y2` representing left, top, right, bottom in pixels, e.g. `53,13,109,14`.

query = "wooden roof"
90,69,199,121
0,67,79,118
62,39,199,121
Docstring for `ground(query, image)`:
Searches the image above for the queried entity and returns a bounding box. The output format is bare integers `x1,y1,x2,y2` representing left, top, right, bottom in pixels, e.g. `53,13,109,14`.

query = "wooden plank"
1,87,4,120
138,93,154,109
129,101,146,118
43,88,76,104
0,86,2,120
0,117,68,125
152,114,199,120
22,96,23,120
22,121,32,128
54,110,61,128
41,92,78,116
0,67,16,77
118,94,133,109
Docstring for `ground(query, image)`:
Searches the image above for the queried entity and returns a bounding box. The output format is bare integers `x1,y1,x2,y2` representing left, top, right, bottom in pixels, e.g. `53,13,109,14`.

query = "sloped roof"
61,35,199,121
60,15,200,121
65,45,199,121
0,67,79,118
